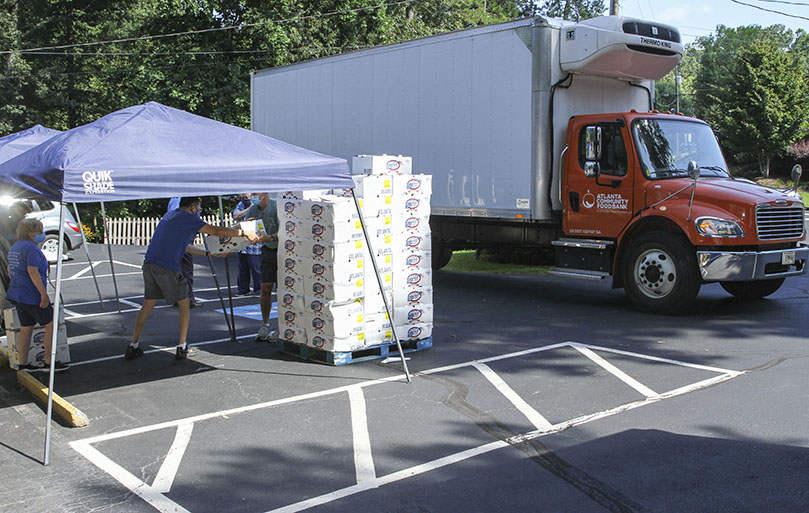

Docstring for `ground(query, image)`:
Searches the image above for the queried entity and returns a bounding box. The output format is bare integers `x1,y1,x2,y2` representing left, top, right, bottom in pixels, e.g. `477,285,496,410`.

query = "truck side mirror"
791,164,802,185
687,161,699,180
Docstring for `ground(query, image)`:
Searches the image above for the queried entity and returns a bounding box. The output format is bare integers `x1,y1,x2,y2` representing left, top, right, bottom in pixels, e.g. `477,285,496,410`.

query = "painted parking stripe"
71,342,743,513
571,345,658,398
472,362,553,431
152,422,195,493
348,387,376,484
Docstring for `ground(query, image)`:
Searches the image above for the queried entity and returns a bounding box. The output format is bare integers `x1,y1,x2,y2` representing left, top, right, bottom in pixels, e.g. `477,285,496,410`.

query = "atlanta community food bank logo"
83,170,115,194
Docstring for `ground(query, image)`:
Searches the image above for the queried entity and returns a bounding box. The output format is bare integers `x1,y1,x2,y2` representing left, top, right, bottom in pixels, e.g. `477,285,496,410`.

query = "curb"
16,371,89,428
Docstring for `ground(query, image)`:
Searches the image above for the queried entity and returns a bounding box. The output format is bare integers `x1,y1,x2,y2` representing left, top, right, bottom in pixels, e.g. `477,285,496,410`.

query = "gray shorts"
143,262,188,304
260,246,278,284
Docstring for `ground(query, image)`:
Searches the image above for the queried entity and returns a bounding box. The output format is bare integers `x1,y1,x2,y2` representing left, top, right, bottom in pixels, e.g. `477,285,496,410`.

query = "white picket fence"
103,214,235,246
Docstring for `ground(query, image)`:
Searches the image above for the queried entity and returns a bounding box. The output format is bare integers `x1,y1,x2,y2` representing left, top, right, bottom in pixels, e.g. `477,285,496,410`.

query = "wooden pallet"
278,337,432,366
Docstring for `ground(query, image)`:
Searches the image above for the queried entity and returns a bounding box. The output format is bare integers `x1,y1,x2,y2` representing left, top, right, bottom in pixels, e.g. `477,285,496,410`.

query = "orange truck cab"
560,111,806,312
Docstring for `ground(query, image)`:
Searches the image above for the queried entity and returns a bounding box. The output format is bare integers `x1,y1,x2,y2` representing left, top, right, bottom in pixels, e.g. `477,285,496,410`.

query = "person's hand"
243,230,260,244
260,233,277,244
39,292,49,308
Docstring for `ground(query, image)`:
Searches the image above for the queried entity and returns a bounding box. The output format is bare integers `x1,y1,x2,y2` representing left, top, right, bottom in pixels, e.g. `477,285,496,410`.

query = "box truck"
251,16,807,314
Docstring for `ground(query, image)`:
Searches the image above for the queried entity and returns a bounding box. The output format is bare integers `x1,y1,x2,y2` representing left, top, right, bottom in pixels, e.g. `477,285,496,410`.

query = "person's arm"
199,223,260,243
27,266,49,308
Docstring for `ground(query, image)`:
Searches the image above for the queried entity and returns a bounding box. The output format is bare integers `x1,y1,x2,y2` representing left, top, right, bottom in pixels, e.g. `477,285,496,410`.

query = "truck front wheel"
623,232,700,314
720,278,784,300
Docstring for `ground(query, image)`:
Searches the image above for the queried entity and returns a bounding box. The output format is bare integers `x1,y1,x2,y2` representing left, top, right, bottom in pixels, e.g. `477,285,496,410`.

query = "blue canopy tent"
0,125,108,309
0,102,410,465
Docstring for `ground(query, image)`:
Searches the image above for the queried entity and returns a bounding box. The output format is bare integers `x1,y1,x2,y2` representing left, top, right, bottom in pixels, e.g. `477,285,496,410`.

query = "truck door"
563,122,634,238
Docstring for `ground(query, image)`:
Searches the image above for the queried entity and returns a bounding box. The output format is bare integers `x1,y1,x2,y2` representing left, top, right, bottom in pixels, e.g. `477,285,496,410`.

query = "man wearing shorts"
241,192,279,341
125,197,259,360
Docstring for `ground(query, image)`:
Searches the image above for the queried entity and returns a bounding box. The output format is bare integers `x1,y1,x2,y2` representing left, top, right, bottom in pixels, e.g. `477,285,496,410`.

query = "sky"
616,0,808,45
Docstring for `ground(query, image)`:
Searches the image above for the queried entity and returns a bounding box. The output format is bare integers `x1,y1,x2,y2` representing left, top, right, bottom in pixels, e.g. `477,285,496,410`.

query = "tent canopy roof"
0,125,62,164
0,102,352,203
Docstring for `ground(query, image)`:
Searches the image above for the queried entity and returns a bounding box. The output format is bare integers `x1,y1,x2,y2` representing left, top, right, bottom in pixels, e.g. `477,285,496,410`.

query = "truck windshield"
632,118,730,179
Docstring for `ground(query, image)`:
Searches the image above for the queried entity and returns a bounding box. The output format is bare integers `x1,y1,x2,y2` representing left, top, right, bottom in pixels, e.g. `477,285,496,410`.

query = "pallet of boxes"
276,155,433,365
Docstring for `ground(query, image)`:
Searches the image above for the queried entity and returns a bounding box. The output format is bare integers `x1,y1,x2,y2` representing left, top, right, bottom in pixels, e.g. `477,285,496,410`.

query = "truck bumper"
696,246,809,281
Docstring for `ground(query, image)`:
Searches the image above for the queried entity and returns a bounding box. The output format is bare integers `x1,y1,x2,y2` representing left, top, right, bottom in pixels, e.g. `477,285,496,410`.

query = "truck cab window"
578,125,628,177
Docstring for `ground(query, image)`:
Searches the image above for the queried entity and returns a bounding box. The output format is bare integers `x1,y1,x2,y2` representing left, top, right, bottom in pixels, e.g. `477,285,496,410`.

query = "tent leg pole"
44,204,67,465
100,201,121,314
72,203,104,310
202,237,234,340
351,189,411,383
218,196,236,339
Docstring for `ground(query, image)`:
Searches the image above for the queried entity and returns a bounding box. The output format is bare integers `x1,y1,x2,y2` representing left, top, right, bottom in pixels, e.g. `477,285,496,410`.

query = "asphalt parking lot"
1,243,808,513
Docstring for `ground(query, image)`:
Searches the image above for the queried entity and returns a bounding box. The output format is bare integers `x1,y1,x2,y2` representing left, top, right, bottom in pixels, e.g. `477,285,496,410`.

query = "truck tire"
623,231,700,314
432,245,453,270
720,278,784,300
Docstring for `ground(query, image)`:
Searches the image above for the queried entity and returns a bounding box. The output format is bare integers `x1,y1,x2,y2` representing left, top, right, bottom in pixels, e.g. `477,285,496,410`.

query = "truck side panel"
251,24,534,218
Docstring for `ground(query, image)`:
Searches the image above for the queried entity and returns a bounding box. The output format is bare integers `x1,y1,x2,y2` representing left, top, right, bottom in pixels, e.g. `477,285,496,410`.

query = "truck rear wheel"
623,232,700,314
432,245,453,270
720,278,784,300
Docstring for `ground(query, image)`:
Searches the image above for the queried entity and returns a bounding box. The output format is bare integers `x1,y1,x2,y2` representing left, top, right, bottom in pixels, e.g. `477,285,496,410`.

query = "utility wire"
754,0,809,6
729,0,809,21
0,0,416,55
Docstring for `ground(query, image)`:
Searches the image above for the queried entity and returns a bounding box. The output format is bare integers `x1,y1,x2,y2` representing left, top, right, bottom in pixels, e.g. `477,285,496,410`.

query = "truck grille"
755,205,805,240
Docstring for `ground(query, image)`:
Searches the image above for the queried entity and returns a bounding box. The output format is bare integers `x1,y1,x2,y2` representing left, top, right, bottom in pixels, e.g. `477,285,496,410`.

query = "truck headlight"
695,217,745,238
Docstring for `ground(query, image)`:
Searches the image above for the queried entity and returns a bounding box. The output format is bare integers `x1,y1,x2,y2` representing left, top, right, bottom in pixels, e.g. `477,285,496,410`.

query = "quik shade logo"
83,170,115,195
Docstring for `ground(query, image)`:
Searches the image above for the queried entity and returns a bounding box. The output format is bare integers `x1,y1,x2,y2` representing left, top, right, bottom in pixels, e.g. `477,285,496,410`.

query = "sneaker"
234,290,250,296
18,363,41,373
189,301,202,309
125,345,144,360
255,325,271,341
175,345,197,359
42,361,70,373
267,329,278,341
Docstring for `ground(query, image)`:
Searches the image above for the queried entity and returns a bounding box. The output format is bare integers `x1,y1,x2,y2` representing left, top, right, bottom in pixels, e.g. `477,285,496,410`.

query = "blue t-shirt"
244,198,279,250
7,240,48,305
145,209,206,272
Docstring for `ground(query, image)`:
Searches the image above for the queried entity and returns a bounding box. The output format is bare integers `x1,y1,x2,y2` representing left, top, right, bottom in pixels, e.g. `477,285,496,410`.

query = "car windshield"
632,118,730,179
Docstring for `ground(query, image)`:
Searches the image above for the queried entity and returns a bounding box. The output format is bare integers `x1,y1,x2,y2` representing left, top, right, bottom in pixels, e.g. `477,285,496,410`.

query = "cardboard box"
393,214,430,234
353,174,393,197
300,217,364,243
365,312,392,332
307,258,365,283
307,332,367,353
307,277,364,302
205,219,265,255
307,195,359,224
278,198,305,219
304,299,364,339
393,286,433,307
352,155,412,175
279,291,306,311
4,308,69,369
279,217,307,240
278,256,306,281
281,190,330,200
393,269,433,289
279,326,307,345
394,323,433,341
363,290,394,316
278,303,307,328
393,173,432,197
393,233,432,252
391,195,430,217
357,195,393,218
278,273,305,296
392,250,432,270
393,304,434,326
364,329,394,346
299,238,365,261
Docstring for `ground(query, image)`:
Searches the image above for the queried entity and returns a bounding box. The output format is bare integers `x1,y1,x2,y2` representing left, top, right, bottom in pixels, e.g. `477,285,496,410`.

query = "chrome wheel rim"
634,248,677,299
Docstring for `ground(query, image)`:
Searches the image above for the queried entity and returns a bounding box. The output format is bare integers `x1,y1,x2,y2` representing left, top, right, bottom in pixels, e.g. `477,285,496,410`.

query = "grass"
443,250,549,274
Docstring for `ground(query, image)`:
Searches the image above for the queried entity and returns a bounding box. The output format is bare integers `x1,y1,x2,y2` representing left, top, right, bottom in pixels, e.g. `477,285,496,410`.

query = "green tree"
524,0,606,20
695,26,809,177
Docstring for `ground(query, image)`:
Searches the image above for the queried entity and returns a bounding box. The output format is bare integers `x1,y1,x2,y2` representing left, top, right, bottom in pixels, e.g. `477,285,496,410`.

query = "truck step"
548,269,609,280
552,239,614,250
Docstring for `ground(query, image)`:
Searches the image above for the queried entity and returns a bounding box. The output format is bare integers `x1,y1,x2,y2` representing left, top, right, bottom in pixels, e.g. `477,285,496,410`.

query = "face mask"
33,233,46,244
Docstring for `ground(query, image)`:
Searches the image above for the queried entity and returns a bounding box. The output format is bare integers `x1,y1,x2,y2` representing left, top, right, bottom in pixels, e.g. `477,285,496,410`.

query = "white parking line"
70,342,743,513
153,422,195,493
472,362,553,431
572,345,658,398
348,387,376,484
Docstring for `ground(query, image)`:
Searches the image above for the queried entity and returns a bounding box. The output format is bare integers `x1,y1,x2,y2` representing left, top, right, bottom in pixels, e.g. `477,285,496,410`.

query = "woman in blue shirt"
6,218,67,372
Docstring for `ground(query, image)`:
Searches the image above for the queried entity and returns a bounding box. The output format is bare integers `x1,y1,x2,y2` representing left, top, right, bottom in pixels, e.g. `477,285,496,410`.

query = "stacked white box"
304,298,366,352
3,308,69,369
352,155,412,176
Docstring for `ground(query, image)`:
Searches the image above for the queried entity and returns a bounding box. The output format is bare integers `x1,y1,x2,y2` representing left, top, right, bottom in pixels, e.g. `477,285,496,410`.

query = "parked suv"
0,197,83,262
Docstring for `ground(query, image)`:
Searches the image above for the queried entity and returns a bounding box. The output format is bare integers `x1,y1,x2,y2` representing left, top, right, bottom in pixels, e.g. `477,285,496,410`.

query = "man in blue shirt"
125,197,259,360
242,193,279,341
167,196,200,308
